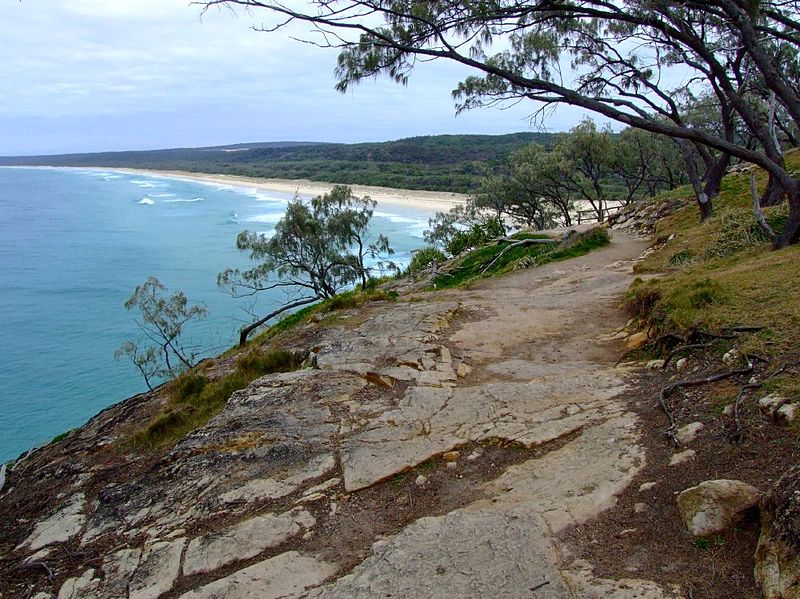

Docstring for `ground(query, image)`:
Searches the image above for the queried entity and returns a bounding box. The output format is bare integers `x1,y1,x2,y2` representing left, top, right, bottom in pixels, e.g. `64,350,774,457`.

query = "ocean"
0,167,436,463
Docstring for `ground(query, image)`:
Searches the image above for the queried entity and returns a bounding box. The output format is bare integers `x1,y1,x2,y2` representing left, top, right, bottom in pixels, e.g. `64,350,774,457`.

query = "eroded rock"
129,538,186,599
676,479,761,537
21,493,86,551
755,466,800,599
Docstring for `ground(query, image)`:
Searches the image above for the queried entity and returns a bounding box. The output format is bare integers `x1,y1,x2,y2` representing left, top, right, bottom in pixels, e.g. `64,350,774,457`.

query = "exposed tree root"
731,360,800,444
659,362,755,443
661,342,715,370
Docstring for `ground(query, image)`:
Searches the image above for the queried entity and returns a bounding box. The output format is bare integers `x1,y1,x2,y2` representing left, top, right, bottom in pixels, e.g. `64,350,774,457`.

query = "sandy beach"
99,168,469,213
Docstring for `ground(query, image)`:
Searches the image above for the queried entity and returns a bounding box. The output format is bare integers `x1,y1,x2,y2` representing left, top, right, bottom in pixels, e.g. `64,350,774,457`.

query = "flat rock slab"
307,510,566,599
183,509,315,576
21,493,86,551
179,551,337,599
129,538,186,599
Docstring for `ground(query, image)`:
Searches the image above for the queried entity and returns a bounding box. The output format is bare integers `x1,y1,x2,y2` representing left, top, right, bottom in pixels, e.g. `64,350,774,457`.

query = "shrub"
408,246,447,273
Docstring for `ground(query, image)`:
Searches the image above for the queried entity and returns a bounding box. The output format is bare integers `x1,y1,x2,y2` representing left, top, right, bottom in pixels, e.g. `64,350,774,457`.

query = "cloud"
0,1,600,154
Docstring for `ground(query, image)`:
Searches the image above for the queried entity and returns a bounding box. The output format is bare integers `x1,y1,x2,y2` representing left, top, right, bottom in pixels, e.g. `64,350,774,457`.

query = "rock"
722,349,740,365
675,358,688,371
669,449,696,466
415,475,428,486
21,493,86,551
446,461,458,469
675,422,705,445
456,363,472,378
639,482,657,492
723,404,734,416
646,359,665,370
466,449,483,461
676,479,761,537
442,451,460,462
129,538,186,599
625,331,649,350
58,569,98,599
634,502,648,514
776,403,798,426
759,393,786,416
32,593,53,599
755,466,800,598
101,548,142,598
439,347,452,363
180,551,337,599
183,510,314,576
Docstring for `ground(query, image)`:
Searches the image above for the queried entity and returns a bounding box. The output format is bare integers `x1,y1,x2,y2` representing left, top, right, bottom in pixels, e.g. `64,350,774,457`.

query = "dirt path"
3,230,686,598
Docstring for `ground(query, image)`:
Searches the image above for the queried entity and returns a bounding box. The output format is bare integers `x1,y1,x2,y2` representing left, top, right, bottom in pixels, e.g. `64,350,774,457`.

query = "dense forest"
0,133,557,193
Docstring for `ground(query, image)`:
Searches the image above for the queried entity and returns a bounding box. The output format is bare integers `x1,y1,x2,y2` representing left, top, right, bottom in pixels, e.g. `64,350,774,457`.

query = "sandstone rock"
22,493,86,551
776,403,798,426
755,465,800,599
676,479,761,537
675,358,688,371
442,451,460,462
646,359,665,370
639,482,657,492
625,331,649,350
180,551,337,599
183,509,314,576
129,538,186,599
675,422,704,445
722,349,740,365
415,475,428,486
32,593,53,599
456,363,472,378
439,347,452,363
669,449,696,466
759,393,786,416
58,569,98,599
100,548,142,597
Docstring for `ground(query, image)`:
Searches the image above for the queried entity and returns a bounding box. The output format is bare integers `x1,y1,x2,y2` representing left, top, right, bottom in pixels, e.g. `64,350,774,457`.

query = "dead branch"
751,173,776,239
659,363,754,443
481,238,557,274
661,342,714,370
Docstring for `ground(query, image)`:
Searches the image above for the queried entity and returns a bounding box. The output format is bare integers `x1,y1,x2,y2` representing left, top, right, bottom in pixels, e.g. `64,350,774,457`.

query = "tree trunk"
760,174,786,208
773,187,800,249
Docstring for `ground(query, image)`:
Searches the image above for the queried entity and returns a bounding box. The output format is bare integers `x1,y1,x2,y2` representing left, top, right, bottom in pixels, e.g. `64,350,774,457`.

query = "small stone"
466,449,483,461
646,359,665,370
675,421,705,445
758,393,785,416
439,347,452,363
395,495,408,505
634,502,648,514
442,451,460,462
446,462,458,470
639,482,657,492
675,358,688,371
676,479,761,537
625,331,648,350
723,404,734,416
456,363,472,378
669,449,696,466
414,475,428,486
329,502,338,515
722,349,740,365
776,403,798,425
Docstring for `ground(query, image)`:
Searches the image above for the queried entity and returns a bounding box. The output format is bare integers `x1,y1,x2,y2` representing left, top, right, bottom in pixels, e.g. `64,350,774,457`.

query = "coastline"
95,167,469,213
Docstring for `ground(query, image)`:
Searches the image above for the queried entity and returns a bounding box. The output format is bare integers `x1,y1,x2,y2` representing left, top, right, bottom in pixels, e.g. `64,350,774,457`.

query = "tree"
219,186,394,346
199,0,800,247
115,277,207,389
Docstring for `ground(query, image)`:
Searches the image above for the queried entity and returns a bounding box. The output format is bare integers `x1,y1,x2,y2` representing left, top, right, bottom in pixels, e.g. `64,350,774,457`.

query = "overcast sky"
0,1,599,156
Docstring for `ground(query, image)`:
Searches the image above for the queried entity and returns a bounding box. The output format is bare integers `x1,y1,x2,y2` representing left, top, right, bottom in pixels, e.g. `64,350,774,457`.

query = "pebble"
669,449,697,466
639,482,657,492
414,475,428,486
446,462,458,470
443,451,461,462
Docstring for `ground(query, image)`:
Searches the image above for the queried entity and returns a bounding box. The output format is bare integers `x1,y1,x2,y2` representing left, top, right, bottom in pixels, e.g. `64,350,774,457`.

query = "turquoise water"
0,167,434,462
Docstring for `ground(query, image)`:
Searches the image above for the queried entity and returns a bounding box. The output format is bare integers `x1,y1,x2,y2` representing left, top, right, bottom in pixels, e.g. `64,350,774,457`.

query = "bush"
408,246,447,273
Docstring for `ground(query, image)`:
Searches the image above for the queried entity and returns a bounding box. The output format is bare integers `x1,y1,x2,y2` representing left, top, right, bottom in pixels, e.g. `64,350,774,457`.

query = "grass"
432,227,611,289
627,151,800,358
130,348,305,449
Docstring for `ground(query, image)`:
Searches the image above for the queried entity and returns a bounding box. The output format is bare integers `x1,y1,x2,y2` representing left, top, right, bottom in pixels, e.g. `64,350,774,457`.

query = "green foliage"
433,227,610,289
115,277,207,389
132,348,304,449
1,133,558,194
407,246,447,273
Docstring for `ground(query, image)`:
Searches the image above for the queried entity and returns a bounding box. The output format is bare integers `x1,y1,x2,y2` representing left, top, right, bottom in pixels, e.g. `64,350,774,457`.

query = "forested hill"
0,133,556,193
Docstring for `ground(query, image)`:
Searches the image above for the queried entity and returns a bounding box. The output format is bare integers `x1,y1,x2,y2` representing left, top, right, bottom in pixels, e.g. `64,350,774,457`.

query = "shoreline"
91,167,469,213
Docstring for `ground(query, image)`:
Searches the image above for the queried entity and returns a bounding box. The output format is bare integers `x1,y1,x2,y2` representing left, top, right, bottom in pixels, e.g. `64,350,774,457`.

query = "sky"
0,1,599,156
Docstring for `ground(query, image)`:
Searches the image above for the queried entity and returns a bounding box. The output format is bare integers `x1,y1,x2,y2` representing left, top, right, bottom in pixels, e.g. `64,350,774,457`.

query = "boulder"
674,422,705,445
755,466,800,599
775,403,798,426
676,479,761,537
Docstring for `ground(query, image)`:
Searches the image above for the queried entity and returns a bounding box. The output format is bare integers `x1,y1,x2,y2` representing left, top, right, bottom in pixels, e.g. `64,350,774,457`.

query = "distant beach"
99,168,469,213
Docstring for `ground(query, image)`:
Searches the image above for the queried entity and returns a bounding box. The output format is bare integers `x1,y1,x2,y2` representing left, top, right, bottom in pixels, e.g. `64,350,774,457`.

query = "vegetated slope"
566,155,800,598
0,132,556,193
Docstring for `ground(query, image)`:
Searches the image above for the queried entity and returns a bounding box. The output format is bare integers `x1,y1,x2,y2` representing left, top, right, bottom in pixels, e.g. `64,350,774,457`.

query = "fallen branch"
659,363,754,442
481,238,557,274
